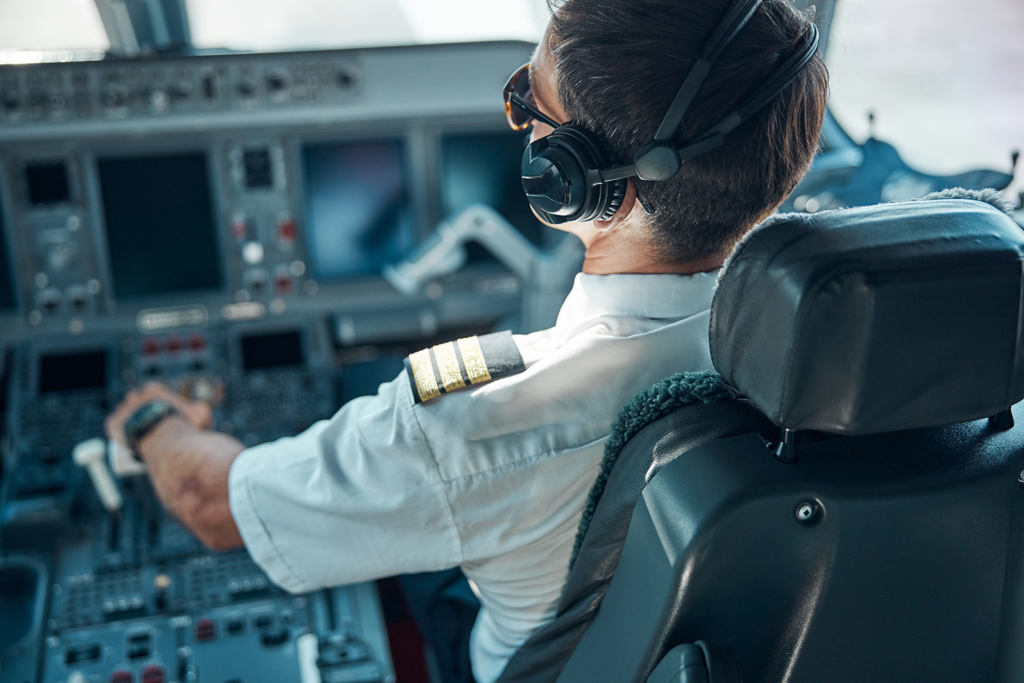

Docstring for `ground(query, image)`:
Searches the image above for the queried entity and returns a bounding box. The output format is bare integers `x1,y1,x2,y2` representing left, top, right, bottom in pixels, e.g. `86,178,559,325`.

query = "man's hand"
104,381,245,552
105,381,212,448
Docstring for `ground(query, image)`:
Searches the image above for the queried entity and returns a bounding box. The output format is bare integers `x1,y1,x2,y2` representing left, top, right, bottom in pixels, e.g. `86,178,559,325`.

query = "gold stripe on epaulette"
405,330,524,404
408,348,441,402
434,342,466,393
457,336,492,384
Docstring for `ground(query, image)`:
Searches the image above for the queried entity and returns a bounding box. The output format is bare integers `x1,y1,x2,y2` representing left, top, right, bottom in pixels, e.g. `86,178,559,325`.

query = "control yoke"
383,205,583,332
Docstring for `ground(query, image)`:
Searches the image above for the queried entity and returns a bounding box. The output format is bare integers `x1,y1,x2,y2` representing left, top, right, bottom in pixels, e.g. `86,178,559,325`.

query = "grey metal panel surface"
0,42,534,142
0,39,542,347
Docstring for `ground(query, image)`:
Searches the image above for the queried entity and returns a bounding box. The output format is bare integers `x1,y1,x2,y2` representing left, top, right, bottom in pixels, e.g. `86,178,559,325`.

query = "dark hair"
547,0,829,264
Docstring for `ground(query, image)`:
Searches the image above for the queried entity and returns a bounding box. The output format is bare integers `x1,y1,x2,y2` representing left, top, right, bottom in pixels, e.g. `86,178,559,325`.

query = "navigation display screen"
99,152,222,299
39,350,107,394
303,139,416,280
0,195,15,312
441,130,546,246
26,162,71,205
241,330,304,372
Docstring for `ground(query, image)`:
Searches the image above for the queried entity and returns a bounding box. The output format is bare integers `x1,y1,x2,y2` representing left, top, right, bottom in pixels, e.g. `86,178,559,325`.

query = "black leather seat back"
557,411,1024,682
711,196,1024,434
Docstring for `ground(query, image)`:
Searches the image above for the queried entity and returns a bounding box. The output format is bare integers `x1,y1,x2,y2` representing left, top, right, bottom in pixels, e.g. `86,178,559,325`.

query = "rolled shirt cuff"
228,446,314,594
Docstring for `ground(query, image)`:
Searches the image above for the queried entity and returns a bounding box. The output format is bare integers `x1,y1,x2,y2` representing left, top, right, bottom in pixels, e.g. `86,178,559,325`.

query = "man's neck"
580,229,724,275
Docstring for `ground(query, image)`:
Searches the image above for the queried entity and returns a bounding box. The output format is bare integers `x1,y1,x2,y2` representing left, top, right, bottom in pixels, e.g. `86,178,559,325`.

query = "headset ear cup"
583,128,627,221
598,178,627,221
520,122,627,224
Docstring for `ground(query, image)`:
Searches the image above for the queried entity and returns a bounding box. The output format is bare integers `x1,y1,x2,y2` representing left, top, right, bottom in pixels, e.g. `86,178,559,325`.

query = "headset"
521,0,821,225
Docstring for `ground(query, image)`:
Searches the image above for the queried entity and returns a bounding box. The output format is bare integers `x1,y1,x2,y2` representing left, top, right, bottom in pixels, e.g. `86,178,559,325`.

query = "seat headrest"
710,195,1024,435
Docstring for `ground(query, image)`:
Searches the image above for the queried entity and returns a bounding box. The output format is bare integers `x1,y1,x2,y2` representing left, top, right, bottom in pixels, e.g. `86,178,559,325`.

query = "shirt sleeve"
228,371,463,593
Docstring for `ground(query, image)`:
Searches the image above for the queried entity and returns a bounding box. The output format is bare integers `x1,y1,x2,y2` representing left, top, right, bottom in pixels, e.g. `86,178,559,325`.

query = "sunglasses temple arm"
510,93,562,130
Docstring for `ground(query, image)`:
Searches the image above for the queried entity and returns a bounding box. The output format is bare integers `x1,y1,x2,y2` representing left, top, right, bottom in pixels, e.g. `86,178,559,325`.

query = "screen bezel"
298,133,420,283
0,183,18,315
92,146,228,305
32,346,110,396
230,322,312,376
239,328,306,373
436,126,552,249
24,162,73,207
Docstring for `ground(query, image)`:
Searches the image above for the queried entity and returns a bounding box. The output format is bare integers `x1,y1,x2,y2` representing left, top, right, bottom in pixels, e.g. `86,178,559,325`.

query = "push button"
142,337,161,356
194,618,216,642
277,216,297,244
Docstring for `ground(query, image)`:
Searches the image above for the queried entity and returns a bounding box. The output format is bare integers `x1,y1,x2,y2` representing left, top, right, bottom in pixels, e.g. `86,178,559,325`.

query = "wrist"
135,414,190,462
124,400,181,462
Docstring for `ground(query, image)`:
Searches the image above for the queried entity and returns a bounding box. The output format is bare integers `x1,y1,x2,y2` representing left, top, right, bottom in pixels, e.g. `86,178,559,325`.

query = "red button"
278,219,296,242
195,618,216,641
142,337,160,356
142,666,164,683
111,671,133,683
274,275,292,294
166,336,182,354
232,221,248,239
189,334,206,352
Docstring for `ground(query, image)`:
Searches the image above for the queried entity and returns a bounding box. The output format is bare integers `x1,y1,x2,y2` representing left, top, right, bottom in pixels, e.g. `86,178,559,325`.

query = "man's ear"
593,179,638,232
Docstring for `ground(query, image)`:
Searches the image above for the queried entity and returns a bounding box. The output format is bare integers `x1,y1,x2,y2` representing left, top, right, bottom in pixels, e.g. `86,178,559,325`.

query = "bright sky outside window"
0,0,108,52
0,0,1019,199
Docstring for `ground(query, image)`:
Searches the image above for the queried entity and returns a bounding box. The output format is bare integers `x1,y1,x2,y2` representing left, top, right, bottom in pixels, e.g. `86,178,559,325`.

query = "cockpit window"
0,0,548,60
185,0,548,52
826,0,1021,200
0,0,1016,203
0,0,109,54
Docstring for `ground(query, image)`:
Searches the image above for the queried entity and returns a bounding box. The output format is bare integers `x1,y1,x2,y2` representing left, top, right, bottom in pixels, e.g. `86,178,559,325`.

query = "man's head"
528,0,828,267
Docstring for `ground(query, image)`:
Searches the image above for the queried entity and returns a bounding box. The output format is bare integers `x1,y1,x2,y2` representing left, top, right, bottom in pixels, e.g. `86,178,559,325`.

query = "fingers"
135,383,209,428
183,401,213,430
104,413,127,446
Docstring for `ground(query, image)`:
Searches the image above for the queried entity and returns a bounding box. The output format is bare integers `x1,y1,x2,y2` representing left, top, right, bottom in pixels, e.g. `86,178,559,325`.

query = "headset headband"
599,0,821,184
520,0,822,226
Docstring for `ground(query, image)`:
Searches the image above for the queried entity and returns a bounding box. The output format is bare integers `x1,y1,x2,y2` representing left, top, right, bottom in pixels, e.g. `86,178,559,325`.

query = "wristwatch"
124,400,180,462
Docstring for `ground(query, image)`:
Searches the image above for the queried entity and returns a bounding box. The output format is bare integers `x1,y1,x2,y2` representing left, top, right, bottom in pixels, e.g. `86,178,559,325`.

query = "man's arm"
106,383,245,551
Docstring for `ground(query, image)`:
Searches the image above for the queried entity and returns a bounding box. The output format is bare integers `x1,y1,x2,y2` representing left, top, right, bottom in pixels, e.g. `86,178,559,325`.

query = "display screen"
99,152,223,299
241,330,304,372
303,139,416,280
26,162,71,205
0,195,15,312
39,350,107,394
243,149,273,189
441,130,546,246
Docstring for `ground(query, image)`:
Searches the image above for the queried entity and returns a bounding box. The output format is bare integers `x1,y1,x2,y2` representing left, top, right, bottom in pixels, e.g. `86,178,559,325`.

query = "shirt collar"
556,271,720,326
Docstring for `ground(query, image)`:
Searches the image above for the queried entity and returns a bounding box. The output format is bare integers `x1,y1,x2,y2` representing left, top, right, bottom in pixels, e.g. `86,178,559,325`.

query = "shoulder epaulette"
404,330,526,404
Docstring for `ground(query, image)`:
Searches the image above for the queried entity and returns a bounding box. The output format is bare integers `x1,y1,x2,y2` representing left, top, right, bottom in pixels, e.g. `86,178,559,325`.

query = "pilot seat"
498,188,1024,683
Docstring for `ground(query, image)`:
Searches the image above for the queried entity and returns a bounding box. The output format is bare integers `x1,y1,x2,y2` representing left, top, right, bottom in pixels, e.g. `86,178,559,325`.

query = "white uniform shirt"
229,271,719,682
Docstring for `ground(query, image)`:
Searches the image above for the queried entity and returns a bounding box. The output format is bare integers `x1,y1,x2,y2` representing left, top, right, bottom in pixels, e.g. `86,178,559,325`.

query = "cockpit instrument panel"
0,41,542,683
0,41,541,345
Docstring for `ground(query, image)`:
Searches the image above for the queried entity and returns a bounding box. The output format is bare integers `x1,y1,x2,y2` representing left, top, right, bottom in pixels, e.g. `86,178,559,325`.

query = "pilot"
105,1,828,681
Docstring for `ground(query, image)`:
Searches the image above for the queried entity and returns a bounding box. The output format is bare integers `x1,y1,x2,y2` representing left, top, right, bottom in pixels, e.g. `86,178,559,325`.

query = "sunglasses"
503,63,561,131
